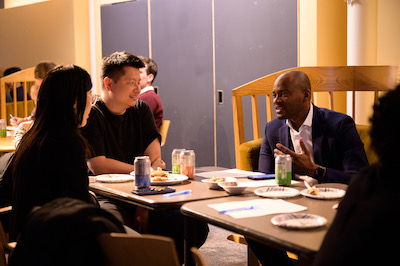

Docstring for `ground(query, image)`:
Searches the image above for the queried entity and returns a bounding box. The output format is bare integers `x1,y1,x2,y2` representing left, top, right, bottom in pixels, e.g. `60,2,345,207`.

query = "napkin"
208,199,307,219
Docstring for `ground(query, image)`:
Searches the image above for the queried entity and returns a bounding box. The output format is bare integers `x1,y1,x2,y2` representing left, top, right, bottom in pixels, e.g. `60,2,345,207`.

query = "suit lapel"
312,105,326,164
279,122,291,150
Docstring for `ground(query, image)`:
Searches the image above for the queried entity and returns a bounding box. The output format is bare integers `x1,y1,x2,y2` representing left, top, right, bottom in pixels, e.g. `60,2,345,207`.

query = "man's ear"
104,77,112,91
304,89,311,101
147,73,154,84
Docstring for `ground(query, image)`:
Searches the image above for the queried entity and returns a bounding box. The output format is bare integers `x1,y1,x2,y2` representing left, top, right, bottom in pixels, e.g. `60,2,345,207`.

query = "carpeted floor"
199,224,247,266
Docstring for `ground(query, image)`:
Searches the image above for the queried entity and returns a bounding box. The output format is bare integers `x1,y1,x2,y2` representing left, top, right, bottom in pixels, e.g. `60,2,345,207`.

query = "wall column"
347,0,377,125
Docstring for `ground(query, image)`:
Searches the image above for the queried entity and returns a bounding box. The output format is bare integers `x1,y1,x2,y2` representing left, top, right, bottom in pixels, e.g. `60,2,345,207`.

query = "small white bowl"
201,177,237,190
218,181,247,195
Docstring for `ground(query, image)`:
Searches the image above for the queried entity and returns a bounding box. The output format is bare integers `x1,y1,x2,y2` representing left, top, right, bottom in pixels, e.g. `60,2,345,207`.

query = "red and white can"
180,150,195,178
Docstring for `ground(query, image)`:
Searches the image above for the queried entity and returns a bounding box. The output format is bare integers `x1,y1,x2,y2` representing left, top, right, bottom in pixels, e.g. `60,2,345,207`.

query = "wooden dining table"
0,136,15,154
181,182,347,265
88,167,232,211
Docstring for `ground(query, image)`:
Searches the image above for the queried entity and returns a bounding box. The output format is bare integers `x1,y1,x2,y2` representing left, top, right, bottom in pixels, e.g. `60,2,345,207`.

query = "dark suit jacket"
258,104,368,184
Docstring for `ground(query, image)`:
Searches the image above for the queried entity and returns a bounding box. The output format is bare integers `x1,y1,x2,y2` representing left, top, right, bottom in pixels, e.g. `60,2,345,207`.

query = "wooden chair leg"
134,206,149,233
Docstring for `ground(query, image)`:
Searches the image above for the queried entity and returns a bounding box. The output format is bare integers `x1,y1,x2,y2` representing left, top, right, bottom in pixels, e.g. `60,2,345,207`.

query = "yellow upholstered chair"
0,67,36,125
159,120,170,147
232,65,400,170
98,233,180,266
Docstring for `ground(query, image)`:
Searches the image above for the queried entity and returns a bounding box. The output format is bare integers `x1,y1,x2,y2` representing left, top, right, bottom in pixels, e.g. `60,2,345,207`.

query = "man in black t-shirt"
81,52,165,173
81,52,207,263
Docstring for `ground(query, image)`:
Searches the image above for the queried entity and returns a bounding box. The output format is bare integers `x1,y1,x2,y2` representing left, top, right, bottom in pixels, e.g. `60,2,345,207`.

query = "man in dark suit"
250,70,369,265
259,70,368,184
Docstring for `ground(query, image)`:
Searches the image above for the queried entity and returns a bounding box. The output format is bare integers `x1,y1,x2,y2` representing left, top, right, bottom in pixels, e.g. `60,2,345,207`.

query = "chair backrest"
190,247,209,266
0,67,35,123
98,233,180,266
159,119,170,147
232,65,400,167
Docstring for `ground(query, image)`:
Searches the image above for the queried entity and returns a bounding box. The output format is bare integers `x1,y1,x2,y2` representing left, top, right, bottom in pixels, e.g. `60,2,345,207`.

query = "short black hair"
3,67,21,77
101,51,145,84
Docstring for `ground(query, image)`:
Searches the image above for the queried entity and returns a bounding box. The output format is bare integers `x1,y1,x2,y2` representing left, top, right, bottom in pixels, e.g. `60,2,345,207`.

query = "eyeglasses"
91,94,100,105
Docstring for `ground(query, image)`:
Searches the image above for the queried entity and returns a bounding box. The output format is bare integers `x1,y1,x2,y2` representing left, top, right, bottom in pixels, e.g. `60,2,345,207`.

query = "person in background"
3,67,31,102
314,84,400,266
10,65,95,240
81,51,207,264
2,67,20,103
11,61,56,127
138,56,164,129
12,61,56,147
249,70,369,265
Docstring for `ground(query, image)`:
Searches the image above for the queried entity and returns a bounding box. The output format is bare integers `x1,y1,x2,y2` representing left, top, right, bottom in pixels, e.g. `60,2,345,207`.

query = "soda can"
0,119,6,137
134,156,151,188
180,150,195,178
275,154,292,185
171,149,185,174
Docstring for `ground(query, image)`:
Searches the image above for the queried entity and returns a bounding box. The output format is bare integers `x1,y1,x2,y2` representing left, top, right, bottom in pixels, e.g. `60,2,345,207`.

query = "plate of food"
130,168,189,186
254,187,300,198
95,174,134,183
300,187,346,199
201,176,237,189
271,213,327,229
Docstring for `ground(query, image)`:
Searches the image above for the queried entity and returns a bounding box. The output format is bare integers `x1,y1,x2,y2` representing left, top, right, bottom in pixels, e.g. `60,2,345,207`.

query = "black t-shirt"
81,99,160,164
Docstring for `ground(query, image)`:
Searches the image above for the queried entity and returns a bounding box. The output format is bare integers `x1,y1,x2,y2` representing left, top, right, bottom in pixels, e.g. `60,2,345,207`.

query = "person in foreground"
248,70,369,265
259,70,368,184
138,56,164,129
314,84,400,266
81,51,208,263
10,65,96,240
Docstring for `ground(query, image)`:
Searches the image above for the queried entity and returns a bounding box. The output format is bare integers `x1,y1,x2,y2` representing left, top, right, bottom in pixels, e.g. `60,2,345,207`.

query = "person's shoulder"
266,118,285,128
133,99,151,111
315,106,349,119
314,106,354,126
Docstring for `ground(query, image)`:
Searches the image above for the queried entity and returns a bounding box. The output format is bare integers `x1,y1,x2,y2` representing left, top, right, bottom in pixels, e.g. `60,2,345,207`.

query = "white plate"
254,187,300,198
150,174,188,186
271,213,327,229
96,174,134,183
300,187,346,199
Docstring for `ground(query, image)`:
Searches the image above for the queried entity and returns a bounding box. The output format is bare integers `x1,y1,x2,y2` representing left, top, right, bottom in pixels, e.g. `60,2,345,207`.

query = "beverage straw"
219,205,260,214
163,189,192,198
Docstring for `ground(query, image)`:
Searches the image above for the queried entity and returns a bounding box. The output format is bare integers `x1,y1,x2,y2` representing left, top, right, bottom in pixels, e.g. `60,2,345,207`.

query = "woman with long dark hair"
10,65,94,240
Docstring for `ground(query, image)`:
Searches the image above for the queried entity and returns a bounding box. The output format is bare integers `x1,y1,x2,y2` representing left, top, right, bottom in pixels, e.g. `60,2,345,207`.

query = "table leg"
184,215,198,266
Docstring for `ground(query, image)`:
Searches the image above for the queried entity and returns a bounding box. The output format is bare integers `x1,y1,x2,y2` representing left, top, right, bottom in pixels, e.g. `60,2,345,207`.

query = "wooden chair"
98,233,180,266
190,247,209,266
0,67,36,124
232,65,400,170
159,119,170,147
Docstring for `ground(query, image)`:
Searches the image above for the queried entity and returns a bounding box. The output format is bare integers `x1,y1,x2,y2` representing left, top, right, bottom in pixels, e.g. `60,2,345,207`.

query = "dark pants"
246,238,293,266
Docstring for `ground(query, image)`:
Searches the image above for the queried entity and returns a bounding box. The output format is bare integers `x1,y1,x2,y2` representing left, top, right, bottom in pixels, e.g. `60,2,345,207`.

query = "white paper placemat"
208,199,307,219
